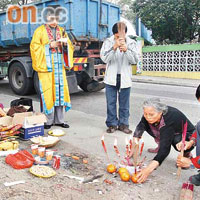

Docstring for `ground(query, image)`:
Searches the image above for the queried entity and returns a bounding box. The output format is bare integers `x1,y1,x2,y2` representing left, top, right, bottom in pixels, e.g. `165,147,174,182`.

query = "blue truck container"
0,0,120,95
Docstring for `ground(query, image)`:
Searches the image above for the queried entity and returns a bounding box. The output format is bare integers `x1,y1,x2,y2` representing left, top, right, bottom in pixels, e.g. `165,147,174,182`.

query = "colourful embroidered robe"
30,24,74,114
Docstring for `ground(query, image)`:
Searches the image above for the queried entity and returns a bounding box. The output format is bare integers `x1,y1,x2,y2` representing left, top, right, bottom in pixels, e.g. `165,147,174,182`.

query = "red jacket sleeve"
190,131,197,145
191,155,200,169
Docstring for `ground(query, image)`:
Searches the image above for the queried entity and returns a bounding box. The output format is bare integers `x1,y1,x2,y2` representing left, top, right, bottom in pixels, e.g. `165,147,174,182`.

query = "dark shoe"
118,125,132,134
189,173,200,186
106,126,117,134
148,146,159,153
44,124,52,129
55,123,70,128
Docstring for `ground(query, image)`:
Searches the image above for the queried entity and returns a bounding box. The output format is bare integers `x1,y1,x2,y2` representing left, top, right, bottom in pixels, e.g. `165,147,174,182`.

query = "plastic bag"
5,150,35,169
10,98,33,112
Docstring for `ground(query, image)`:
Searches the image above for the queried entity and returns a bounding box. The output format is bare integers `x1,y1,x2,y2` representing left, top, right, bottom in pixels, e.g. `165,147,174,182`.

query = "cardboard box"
0,112,47,139
0,116,13,126
20,125,44,140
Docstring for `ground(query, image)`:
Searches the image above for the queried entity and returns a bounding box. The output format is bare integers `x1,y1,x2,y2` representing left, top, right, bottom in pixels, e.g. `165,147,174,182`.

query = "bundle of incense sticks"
117,22,126,39
133,138,139,173
177,121,188,179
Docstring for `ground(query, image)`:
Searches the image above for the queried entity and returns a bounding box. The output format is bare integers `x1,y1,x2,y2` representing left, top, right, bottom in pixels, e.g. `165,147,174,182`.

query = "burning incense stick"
114,138,121,160
101,135,110,162
177,121,188,179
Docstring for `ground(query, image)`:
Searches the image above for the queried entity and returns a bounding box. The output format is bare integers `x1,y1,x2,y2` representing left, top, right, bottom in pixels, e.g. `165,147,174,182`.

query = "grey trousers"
196,121,200,156
45,106,64,125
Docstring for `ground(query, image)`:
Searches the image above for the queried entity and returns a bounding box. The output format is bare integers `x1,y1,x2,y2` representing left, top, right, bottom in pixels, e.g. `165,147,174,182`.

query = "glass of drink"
46,150,54,161
38,147,45,158
31,144,38,155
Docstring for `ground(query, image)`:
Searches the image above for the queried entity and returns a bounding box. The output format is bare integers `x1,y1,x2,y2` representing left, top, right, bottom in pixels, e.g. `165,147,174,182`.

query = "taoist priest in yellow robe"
30,5,74,129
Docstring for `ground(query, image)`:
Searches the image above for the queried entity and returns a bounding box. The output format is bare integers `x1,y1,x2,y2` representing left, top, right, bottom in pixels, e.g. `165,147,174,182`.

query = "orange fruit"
72,156,80,160
82,159,88,164
107,164,117,174
118,167,128,175
120,172,130,182
131,173,138,183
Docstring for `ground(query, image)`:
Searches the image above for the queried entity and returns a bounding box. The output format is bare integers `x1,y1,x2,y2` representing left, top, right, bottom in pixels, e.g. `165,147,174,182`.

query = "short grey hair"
143,98,168,115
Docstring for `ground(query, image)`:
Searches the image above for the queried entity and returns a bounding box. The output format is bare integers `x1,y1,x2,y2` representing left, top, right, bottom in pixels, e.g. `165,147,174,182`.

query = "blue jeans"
105,75,131,127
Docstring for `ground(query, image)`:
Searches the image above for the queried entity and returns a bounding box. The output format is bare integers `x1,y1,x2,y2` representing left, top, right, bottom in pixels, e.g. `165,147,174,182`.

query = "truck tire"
78,71,91,92
33,72,41,97
8,62,34,95
79,81,89,92
78,71,105,92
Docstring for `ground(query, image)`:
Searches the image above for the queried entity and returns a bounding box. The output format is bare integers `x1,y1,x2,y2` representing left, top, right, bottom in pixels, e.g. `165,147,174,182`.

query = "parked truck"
0,0,120,95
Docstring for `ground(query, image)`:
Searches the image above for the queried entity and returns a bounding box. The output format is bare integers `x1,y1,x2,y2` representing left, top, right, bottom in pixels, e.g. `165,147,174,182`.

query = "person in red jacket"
176,84,200,186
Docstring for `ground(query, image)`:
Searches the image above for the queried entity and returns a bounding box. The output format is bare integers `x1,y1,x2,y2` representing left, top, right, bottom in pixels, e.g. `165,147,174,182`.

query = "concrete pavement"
132,75,200,88
1,80,200,199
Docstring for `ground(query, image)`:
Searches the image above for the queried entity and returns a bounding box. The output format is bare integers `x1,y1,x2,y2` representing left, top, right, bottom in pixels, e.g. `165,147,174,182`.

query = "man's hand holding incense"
113,38,121,51
119,38,127,52
119,44,127,52
176,140,195,151
176,154,191,168
119,38,125,45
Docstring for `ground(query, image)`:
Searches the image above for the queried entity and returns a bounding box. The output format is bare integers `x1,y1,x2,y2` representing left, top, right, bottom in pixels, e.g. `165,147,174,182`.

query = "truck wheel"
8,62,34,95
79,81,89,92
78,71,105,92
78,71,92,92
33,72,41,97
79,80,105,92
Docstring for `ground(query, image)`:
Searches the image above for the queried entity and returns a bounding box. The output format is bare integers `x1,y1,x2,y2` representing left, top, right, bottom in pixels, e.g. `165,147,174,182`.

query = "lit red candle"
101,135,107,153
101,135,110,162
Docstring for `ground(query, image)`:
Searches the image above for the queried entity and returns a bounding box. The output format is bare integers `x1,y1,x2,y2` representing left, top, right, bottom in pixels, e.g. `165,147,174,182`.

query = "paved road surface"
1,79,200,199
